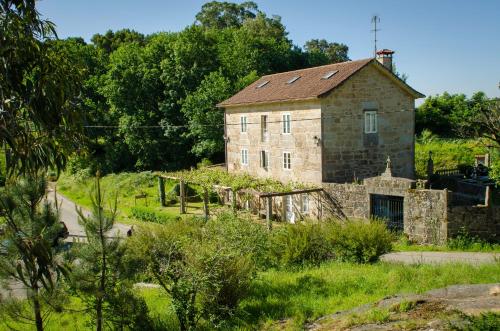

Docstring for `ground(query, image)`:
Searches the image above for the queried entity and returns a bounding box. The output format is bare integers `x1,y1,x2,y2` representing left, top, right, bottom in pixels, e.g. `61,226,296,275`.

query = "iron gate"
370,194,404,232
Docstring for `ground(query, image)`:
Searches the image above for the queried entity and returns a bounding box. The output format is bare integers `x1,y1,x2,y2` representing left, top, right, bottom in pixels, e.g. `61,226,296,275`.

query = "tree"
91,29,145,54
195,1,260,29
0,177,69,331
72,173,148,330
0,0,83,176
304,39,349,65
181,71,233,160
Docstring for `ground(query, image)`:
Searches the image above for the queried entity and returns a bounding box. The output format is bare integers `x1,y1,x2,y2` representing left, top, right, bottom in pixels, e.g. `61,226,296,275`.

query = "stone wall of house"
447,204,500,242
321,63,416,183
403,189,449,244
225,100,323,184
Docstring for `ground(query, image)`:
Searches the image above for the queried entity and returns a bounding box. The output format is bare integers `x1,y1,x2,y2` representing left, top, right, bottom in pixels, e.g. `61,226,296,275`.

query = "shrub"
130,206,180,224
330,220,394,263
126,216,259,329
270,223,334,267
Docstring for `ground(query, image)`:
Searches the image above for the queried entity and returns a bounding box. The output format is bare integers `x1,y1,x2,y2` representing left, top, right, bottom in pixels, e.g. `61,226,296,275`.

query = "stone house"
216,53,499,242
218,51,424,185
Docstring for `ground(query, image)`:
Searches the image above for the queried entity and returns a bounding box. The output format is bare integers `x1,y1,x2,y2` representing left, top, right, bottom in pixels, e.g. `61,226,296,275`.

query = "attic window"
287,76,300,84
256,80,269,88
322,70,338,79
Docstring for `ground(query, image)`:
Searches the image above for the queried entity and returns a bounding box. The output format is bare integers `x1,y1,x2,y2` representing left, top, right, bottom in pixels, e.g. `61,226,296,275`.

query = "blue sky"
38,0,500,103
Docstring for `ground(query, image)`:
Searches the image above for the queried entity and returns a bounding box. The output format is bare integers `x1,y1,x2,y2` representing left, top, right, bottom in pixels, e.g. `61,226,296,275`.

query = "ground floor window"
241,149,248,165
283,152,291,169
301,193,309,213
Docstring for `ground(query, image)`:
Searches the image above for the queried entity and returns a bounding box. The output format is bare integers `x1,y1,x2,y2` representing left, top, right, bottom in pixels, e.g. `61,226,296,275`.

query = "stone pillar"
158,177,166,207
426,151,434,180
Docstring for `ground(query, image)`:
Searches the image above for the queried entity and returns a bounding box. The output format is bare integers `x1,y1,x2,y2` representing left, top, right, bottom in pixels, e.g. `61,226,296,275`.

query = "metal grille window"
240,116,248,133
364,111,378,133
241,149,248,165
283,152,291,169
370,194,404,232
282,114,291,134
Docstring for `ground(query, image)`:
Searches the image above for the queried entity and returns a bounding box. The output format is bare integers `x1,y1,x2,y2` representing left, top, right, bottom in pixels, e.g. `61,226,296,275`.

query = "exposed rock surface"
307,283,500,331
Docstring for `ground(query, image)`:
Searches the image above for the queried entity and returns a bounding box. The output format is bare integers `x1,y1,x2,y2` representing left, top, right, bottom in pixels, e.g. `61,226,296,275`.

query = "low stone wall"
448,205,500,242
404,189,448,244
322,183,368,219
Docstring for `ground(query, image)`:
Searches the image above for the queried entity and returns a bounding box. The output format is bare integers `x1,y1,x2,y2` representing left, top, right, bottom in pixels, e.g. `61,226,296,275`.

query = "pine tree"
72,172,149,330
0,176,69,331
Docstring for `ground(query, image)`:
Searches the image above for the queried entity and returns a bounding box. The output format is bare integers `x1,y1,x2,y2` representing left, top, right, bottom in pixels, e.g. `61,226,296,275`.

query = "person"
127,225,134,237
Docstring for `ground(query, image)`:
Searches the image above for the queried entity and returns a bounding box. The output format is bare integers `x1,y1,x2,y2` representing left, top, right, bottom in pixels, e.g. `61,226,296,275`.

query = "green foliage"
195,1,260,29
126,213,262,330
304,38,349,65
131,206,180,224
71,175,146,330
330,220,394,263
0,176,69,330
447,227,498,250
270,223,333,267
452,312,500,331
415,92,488,137
0,0,83,176
269,220,393,267
415,137,488,178
181,71,233,160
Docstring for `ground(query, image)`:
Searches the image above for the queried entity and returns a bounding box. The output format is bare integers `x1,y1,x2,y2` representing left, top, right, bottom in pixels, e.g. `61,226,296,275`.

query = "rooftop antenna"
371,15,380,57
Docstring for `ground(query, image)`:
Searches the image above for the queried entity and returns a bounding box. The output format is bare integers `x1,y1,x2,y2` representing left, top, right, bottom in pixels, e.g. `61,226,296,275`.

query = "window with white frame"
241,149,248,165
283,152,291,169
301,194,309,213
364,110,378,133
260,150,269,169
282,114,291,134
240,116,248,133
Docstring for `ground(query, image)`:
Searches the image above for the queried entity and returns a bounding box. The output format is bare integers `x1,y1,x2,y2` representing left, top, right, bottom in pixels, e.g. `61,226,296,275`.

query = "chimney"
376,49,394,71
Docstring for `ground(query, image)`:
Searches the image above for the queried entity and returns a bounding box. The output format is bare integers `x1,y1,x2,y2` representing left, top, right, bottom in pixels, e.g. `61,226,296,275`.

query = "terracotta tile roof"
218,58,423,107
218,58,373,107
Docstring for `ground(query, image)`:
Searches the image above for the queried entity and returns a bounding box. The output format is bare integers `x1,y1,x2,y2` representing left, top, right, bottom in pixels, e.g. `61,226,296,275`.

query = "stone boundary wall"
404,189,448,244
448,204,500,242
322,183,369,219
323,176,499,244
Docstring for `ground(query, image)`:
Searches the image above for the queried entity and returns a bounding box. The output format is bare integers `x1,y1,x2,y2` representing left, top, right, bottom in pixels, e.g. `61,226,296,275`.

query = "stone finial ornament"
381,156,393,178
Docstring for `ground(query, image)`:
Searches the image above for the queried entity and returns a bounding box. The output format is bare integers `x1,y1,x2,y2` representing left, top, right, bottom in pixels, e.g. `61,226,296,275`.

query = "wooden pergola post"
231,189,237,213
158,177,166,207
179,179,186,214
203,188,209,221
266,196,273,231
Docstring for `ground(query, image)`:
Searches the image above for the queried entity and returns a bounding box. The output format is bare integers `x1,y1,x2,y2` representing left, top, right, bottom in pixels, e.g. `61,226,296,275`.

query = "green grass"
1,262,499,330
394,242,500,253
232,261,500,329
56,172,213,225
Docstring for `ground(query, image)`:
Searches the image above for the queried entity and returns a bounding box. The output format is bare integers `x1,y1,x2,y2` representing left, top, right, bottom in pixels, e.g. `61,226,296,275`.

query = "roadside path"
46,187,130,240
381,251,499,265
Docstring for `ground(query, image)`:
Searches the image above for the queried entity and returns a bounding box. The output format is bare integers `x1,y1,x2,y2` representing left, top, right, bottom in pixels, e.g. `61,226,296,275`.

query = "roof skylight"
322,70,339,79
287,76,300,84
256,80,269,88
